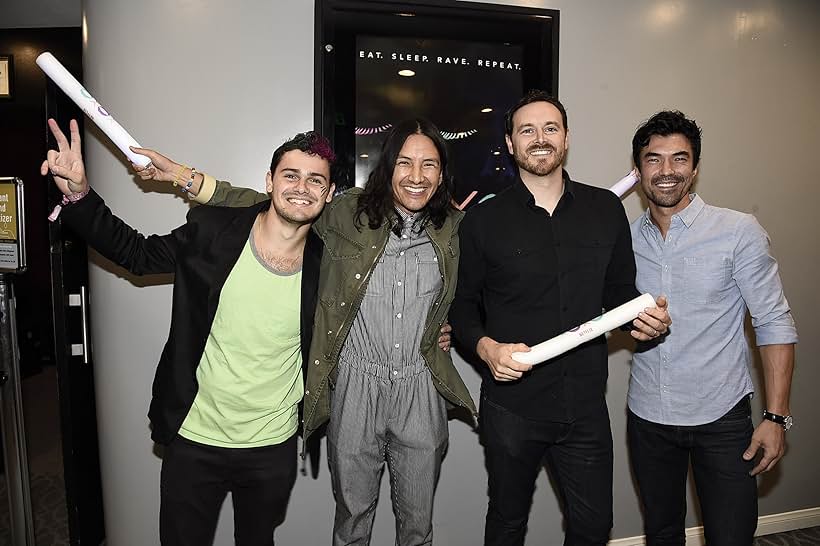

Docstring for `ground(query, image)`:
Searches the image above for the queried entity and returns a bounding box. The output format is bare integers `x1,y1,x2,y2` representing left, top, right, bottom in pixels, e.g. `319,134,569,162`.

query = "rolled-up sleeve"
733,214,798,346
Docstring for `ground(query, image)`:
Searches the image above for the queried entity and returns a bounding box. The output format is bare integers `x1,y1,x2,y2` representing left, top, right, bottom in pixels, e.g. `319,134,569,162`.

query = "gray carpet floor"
0,468,69,546
755,525,820,545
0,366,69,545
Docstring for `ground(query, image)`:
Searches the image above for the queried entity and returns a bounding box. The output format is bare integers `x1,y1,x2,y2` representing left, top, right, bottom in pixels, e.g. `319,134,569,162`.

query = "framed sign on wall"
0,55,13,99
315,0,559,207
0,178,26,273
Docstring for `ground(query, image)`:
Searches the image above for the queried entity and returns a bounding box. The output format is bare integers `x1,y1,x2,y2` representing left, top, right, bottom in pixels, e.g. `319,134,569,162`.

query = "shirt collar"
676,193,704,228
512,169,575,208
642,193,705,230
395,206,415,223
393,206,424,235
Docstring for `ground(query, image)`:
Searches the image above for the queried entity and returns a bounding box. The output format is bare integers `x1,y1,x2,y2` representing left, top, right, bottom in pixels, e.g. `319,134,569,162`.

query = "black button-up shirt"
450,171,639,422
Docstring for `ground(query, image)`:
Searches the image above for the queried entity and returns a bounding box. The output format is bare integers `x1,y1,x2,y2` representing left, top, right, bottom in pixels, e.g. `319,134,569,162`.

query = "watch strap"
762,410,793,430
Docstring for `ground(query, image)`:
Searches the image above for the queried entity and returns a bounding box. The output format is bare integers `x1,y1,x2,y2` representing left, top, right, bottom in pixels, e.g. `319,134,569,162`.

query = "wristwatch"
762,410,793,431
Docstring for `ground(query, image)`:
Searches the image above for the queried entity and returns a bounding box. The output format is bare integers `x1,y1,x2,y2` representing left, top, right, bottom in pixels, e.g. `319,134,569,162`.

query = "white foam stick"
36,52,151,167
609,170,639,197
512,293,656,366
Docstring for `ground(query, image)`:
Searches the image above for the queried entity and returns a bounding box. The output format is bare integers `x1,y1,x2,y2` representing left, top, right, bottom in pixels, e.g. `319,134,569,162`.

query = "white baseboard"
608,507,820,546
756,508,820,537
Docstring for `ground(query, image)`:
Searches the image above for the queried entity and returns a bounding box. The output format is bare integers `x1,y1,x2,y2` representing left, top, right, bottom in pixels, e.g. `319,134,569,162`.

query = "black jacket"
60,190,322,445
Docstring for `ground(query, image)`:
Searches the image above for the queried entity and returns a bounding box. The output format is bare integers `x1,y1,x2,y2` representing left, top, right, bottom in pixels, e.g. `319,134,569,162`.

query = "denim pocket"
718,396,752,423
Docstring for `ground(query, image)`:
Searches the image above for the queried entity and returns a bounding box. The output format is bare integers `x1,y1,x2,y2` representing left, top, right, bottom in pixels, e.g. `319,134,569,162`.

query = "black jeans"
480,396,613,546
159,434,297,546
627,396,757,546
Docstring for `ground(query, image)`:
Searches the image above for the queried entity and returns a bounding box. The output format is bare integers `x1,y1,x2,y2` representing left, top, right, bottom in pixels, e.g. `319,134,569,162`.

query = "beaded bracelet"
171,163,189,188
48,186,91,222
180,167,197,194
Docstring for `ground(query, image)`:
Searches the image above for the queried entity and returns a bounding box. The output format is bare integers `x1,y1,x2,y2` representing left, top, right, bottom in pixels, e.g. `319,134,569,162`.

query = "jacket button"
340,302,346,306
314,359,320,365
327,330,333,335
355,273,361,279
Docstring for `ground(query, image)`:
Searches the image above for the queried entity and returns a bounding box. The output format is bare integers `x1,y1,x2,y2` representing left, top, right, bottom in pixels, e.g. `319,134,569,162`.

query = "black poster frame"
314,0,559,191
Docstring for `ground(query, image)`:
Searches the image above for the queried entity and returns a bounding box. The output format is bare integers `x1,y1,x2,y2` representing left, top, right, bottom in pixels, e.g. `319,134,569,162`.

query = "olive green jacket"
206,181,477,447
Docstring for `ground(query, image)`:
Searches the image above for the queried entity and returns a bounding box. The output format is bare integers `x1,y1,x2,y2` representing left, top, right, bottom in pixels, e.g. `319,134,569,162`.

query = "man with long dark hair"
450,91,671,546
133,118,476,545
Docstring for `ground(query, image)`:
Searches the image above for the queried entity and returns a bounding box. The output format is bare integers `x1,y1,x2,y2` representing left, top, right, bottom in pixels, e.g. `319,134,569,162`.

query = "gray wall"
0,0,80,28
64,0,820,544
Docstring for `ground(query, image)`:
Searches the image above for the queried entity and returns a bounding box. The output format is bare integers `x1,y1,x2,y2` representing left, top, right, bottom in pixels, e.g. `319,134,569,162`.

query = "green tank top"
178,237,303,447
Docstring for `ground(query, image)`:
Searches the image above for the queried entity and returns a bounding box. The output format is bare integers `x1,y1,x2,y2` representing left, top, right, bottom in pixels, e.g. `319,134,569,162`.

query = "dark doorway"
0,27,105,545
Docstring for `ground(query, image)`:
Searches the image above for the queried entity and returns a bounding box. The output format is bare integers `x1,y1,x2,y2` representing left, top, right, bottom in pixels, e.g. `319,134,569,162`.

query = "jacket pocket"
323,227,363,260
318,237,364,307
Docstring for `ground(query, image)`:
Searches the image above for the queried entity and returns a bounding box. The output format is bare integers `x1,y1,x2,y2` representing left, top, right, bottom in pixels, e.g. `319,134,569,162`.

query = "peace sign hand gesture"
40,118,88,196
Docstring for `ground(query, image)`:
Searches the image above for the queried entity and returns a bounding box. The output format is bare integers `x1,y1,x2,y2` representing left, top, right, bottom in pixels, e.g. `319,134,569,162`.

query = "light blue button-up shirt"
628,194,798,425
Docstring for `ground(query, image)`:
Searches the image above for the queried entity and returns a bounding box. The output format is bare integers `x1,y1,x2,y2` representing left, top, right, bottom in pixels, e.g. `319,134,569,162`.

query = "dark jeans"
627,396,757,546
159,434,298,546
480,396,613,546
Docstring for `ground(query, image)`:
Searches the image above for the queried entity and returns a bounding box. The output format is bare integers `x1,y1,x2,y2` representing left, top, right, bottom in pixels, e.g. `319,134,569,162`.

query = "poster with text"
355,36,524,208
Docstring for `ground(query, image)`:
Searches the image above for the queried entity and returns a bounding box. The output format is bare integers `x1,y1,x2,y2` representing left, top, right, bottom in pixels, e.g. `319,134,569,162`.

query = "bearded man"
450,91,670,546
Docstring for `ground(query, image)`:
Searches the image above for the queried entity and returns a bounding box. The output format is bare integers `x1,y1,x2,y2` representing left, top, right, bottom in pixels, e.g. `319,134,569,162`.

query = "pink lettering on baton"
455,191,478,210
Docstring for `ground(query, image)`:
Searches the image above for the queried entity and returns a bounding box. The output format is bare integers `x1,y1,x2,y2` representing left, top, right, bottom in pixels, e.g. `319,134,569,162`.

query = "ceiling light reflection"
648,2,684,27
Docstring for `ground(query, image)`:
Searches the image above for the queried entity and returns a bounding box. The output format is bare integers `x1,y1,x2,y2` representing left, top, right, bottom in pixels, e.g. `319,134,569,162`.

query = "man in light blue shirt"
627,111,798,546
